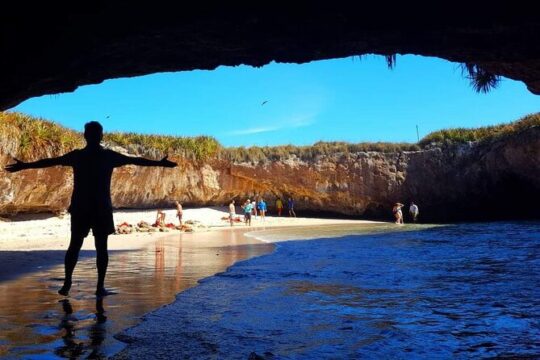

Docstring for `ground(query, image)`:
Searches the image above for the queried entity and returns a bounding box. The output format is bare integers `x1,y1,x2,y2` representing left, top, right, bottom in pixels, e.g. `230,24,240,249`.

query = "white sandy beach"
0,207,378,251
0,207,378,282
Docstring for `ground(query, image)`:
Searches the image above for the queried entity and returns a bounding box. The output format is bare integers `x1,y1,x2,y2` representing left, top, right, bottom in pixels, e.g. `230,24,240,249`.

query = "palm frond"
460,63,501,93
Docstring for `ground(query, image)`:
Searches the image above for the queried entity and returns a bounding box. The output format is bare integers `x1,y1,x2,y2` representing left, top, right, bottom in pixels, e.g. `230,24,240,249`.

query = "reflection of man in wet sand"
5,121,177,297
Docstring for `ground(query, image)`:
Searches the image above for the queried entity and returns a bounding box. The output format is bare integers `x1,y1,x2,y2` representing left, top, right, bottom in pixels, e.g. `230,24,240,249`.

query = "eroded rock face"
1,3,540,110
1,128,538,222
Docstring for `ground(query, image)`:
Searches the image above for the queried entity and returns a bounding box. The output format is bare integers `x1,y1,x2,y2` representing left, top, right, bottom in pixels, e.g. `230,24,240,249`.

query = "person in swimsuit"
257,198,267,222
288,197,296,217
228,200,236,226
409,202,419,222
243,199,253,226
155,209,166,227
175,201,183,226
276,198,283,217
252,199,257,219
5,121,177,297
393,203,404,224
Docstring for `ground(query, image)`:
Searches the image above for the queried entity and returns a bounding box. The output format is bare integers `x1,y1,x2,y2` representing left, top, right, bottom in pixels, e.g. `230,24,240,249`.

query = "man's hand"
160,155,177,168
4,158,27,172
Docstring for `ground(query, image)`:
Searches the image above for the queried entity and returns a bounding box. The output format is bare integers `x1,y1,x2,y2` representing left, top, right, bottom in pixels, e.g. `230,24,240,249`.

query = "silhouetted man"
5,121,177,297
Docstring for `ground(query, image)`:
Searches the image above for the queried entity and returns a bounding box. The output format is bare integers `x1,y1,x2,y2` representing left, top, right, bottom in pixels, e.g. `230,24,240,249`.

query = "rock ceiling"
1,2,539,110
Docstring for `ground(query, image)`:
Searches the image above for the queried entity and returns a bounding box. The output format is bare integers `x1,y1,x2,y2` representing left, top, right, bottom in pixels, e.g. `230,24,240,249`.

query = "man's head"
84,121,103,145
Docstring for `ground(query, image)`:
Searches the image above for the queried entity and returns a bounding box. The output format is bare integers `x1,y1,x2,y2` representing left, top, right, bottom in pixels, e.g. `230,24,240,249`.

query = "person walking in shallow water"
5,121,177,297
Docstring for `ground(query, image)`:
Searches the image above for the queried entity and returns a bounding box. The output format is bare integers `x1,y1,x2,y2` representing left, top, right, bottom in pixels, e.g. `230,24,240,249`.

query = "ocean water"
116,222,540,359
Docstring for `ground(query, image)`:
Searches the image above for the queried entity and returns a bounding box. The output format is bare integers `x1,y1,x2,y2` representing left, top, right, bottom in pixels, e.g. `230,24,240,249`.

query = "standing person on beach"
243,199,253,226
288,197,296,217
276,198,283,217
409,202,419,222
4,121,177,297
393,203,404,224
252,199,258,220
175,201,183,226
228,200,236,227
258,198,267,222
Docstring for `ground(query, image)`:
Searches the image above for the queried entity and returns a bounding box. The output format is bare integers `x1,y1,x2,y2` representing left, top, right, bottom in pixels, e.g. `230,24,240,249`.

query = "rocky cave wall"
1,127,538,222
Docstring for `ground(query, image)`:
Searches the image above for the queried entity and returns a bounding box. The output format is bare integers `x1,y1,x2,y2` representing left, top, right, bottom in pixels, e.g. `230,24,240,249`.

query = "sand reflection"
0,228,273,358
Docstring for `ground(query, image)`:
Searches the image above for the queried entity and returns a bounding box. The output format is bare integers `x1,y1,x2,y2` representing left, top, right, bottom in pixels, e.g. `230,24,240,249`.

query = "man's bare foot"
95,288,114,298
58,282,71,296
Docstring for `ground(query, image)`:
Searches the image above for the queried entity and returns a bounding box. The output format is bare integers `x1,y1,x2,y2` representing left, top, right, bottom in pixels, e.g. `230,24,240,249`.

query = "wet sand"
0,227,274,358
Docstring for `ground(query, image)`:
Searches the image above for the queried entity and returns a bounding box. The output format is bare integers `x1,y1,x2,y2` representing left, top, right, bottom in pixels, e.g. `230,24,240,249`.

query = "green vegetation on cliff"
223,142,420,163
0,112,221,161
104,132,221,160
1,111,538,162
0,112,83,159
419,113,540,147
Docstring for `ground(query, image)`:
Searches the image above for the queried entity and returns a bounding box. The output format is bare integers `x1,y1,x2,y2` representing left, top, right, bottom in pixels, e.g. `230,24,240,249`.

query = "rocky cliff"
1,124,538,222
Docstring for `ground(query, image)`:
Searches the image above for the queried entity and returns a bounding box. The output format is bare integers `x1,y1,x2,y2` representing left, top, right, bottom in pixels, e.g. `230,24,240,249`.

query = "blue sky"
12,55,540,147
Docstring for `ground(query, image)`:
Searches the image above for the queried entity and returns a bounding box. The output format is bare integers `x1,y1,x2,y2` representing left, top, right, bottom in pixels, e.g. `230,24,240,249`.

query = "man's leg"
94,234,109,296
59,234,85,296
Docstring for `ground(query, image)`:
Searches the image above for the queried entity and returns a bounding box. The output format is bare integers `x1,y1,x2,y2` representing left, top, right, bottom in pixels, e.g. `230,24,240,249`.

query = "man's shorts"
71,211,115,238
244,212,251,220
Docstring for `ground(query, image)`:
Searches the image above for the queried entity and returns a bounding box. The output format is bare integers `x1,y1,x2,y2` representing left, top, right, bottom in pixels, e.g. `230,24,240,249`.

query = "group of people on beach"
393,202,419,224
3,119,421,298
228,196,297,226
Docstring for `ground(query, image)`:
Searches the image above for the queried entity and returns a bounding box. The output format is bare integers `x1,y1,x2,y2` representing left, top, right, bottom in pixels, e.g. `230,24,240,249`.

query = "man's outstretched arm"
4,154,73,173
122,155,177,168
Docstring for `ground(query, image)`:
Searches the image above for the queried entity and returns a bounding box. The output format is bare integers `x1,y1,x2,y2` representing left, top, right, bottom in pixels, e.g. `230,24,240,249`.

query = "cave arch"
1,2,539,110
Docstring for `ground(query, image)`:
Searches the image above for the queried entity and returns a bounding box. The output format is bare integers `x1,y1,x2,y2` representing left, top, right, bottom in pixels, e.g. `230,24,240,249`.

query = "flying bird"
106,115,110,119
261,100,268,106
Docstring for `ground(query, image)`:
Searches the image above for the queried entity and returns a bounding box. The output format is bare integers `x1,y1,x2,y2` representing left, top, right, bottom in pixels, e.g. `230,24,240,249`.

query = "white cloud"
225,114,316,137
227,125,281,136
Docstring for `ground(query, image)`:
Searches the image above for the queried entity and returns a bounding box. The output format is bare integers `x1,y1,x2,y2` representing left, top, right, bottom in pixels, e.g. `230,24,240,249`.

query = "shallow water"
0,230,273,359
116,222,540,359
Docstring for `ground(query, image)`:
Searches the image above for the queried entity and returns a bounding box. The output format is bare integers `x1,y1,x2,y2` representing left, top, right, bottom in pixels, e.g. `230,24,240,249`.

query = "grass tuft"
419,113,540,147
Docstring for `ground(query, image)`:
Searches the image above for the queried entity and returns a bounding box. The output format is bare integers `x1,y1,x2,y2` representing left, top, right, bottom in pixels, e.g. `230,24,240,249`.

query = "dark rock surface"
1,3,540,110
